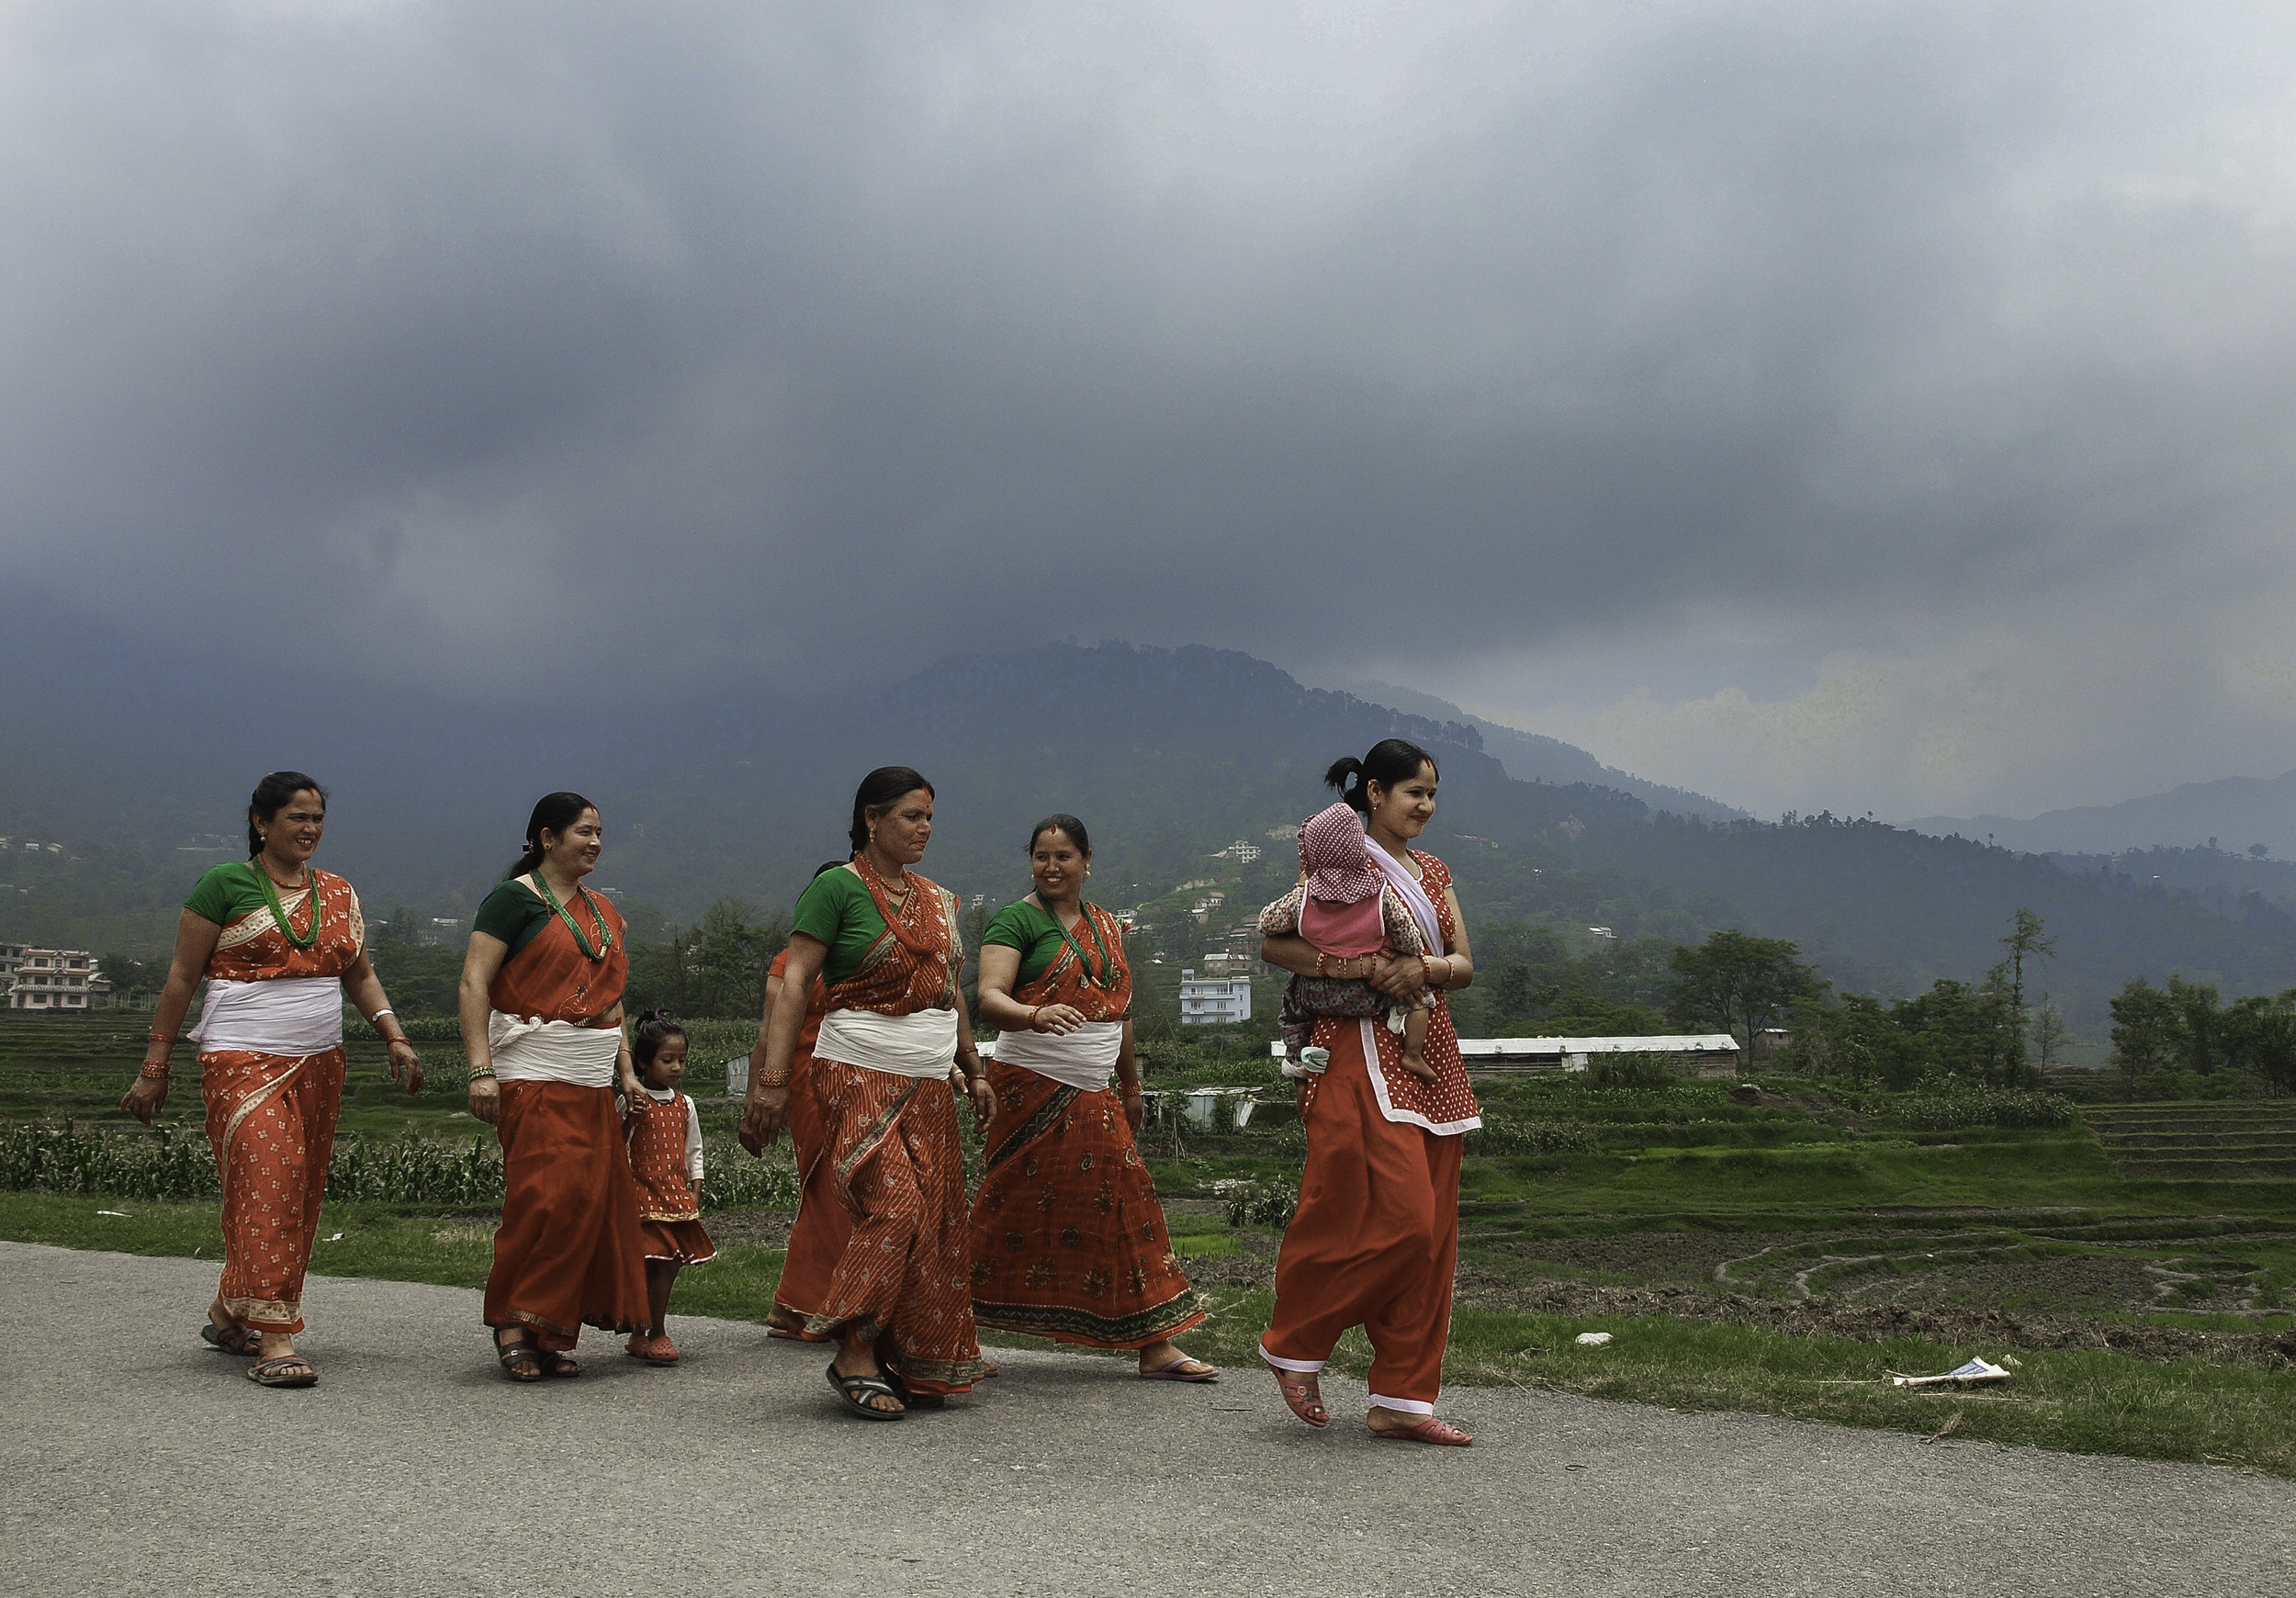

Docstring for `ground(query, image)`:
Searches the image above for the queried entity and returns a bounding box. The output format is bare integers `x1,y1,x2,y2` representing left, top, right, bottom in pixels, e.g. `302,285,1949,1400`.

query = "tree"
1994,908,2056,1084
2032,994,2075,1071
1664,929,1827,1052
2223,991,2296,1092
2108,977,2179,1099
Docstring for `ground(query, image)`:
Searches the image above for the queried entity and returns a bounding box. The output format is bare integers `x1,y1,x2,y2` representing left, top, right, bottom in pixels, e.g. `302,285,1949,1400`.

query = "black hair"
247,771,327,858
814,861,847,878
1323,738,1439,815
849,767,934,855
632,1010,687,1075
506,792,599,879
1027,814,1091,857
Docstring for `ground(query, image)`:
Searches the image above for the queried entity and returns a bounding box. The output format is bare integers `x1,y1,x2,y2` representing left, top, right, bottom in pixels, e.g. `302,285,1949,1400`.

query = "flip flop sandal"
1371,1417,1473,1446
827,1363,906,1420
1272,1369,1330,1428
625,1335,680,1366
1140,1357,1220,1382
538,1350,580,1379
201,1320,262,1356
248,1354,317,1389
496,1338,545,1383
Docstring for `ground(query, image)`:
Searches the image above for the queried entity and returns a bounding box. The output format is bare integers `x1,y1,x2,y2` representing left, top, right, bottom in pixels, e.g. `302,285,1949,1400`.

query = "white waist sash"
813,1007,959,1079
490,1010,622,1088
988,1020,1124,1092
190,977,344,1056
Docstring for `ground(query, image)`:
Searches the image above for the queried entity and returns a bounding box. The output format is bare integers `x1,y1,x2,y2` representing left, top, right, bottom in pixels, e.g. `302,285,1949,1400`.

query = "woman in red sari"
120,771,424,1389
966,814,1212,1379
459,791,650,1382
751,870,844,1340
1258,739,1480,1446
741,768,995,1419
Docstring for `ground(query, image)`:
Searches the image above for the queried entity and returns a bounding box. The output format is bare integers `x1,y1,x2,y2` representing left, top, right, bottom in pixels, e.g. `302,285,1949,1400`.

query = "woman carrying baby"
1256,737,1480,1446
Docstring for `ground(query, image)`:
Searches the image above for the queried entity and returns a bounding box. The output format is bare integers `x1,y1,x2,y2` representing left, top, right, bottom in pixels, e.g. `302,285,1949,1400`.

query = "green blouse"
790,868,892,985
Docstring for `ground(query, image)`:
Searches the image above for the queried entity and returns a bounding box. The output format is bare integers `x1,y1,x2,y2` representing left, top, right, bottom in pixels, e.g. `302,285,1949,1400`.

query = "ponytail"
1324,739,1437,814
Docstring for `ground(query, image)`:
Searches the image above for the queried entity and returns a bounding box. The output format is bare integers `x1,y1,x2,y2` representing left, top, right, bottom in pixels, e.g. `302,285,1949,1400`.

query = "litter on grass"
96,1210,128,1217
1890,1357,2011,1390
1574,1332,1613,1347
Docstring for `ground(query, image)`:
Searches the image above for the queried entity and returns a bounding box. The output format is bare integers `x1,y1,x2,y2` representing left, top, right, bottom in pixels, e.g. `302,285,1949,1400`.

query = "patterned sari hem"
971,1296,1206,1349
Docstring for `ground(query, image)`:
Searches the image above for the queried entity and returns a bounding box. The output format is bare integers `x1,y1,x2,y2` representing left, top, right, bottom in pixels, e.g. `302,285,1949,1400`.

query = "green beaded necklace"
252,861,322,951
534,870,614,963
1048,901,1120,991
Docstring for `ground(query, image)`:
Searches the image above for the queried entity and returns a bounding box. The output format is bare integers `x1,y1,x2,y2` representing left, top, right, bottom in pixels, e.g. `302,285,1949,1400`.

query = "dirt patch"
1448,1264,2296,1367
1475,1231,1799,1286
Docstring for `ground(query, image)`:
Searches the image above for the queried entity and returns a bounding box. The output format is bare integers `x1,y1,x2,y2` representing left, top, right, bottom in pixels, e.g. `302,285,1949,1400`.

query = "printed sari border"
970,1295,1207,1348
983,1085,1081,1171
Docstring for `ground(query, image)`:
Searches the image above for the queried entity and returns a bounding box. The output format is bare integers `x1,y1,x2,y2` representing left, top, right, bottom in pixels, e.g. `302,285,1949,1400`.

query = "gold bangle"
467,1065,497,1081
138,1061,173,1080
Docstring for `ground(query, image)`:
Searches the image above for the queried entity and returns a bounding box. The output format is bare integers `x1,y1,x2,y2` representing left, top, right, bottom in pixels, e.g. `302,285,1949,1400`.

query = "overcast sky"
5,1,2292,823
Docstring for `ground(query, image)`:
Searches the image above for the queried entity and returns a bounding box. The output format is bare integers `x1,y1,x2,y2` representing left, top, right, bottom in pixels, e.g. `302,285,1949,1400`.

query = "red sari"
804,866,989,1394
967,904,1202,1349
768,948,843,1333
1262,851,1479,1415
481,891,649,1351
197,870,364,1335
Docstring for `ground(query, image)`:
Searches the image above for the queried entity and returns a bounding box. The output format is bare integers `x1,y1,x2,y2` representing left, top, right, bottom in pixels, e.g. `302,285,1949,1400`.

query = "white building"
1179,967,1251,1025
7,948,100,1010
1271,1033,1739,1075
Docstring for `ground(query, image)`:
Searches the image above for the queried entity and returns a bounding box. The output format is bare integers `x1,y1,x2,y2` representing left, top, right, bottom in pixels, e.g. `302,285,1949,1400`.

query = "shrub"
1892,1089,2077,1131
1222,1176,1300,1229
1466,1116,1600,1155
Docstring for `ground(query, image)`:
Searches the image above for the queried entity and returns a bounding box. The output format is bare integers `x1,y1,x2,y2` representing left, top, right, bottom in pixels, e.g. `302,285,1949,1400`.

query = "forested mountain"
3,594,2290,1040
1331,677,1750,821
1908,770,2296,858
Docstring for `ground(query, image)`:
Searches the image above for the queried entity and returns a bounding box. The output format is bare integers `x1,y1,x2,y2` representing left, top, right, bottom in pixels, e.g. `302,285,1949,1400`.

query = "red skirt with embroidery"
966,1062,1204,1348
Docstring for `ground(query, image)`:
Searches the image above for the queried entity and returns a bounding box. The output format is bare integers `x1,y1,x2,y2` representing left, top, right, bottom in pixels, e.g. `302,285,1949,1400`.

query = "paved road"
6,1242,2290,1597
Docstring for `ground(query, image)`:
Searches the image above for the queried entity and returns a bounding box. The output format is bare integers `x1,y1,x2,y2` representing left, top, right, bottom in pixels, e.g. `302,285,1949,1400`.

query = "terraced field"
2086,1102,2296,1182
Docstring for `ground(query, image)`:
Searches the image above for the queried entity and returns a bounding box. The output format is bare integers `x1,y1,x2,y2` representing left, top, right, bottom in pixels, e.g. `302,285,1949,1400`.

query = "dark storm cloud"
4,0,2293,746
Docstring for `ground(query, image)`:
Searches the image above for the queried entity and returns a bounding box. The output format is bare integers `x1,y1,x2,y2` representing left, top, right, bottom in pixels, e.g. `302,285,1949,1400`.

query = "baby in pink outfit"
1259,802,1434,1081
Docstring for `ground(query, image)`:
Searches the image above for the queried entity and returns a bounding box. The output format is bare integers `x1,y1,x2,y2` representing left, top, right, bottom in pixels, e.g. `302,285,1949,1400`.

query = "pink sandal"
1371,1416,1473,1446
1271,1368,1330,1428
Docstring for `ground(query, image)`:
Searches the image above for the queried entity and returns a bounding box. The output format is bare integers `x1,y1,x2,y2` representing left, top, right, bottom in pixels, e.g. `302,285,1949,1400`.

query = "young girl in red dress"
621,1012,716,1365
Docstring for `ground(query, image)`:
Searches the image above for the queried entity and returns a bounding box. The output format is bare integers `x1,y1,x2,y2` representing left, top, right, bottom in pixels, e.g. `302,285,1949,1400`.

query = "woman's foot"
201,1303,262,1356
625,1333,680,1365
1269,1365,1330,1428
1137,1338,1218,1380
830,1342,903,1415
1368,1406,1472,1446
495,1327,544,1383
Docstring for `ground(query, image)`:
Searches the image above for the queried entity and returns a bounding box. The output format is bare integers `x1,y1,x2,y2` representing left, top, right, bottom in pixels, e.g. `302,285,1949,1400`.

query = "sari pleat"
201,1046,347,1334
484,1081,650,1348
802,1060,988,1393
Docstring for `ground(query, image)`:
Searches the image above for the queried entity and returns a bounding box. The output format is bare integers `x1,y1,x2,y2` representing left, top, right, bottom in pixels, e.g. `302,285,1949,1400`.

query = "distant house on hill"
1179,968,1251,1025
6,948,102,1011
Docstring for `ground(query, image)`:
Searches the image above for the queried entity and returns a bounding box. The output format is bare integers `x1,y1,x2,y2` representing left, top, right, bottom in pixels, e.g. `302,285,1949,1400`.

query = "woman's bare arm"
459,931,509,1124
118,910,223,1124
741,933,827,1150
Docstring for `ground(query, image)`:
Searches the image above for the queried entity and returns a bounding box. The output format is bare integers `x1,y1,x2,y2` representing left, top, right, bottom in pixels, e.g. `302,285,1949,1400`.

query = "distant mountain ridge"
1330,678,1750,822
4,593,2291,1041
1908,771,2296,859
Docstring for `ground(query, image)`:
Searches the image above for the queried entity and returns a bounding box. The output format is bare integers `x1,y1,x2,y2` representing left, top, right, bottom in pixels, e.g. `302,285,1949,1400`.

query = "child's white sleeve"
685,1096,704,1183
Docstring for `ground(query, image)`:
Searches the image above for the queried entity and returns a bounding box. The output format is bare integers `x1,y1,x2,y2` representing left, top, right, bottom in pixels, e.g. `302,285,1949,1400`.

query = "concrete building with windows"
1178,967,1251,1025
7,948,101,1010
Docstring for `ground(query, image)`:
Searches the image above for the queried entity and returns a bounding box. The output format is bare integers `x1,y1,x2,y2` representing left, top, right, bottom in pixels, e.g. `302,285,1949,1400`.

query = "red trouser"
1261,1025,1462,1412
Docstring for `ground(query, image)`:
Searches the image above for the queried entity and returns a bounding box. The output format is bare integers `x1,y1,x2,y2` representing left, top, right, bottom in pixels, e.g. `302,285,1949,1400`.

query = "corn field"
1,1121,798,1212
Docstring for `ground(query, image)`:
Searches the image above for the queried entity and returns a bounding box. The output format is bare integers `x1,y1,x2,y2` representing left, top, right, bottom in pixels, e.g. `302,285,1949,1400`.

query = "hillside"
4,601,2291,1040
1909,771,2296,859
1331,677,1750,821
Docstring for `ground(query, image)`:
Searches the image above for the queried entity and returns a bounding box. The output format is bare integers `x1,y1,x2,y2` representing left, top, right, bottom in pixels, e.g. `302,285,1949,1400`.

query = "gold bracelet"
138,1061,173,1080
467,1065,497,1081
